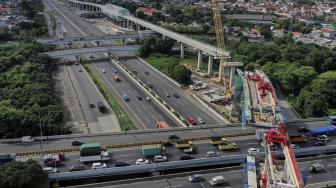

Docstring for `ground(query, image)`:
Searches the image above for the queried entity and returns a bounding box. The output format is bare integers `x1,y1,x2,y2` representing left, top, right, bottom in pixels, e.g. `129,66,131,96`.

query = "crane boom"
211,0,227,83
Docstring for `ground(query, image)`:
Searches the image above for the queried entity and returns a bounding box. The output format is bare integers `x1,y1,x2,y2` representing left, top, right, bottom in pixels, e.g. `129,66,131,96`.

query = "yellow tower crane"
211,0,232,99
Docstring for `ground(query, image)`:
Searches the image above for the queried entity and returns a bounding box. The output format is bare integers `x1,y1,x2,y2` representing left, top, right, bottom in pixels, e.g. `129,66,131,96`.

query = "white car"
197,117,205,124
43,167,58,173
291,144,300,150
153,155,167,163
136,158,149,165
91,162,107,169
316,135,330,142
247,148,260,154
145,97,152,101
102,69,107,73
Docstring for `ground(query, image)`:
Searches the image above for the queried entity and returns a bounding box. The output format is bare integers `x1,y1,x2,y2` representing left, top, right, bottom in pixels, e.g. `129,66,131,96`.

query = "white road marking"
117,154,132,157
165,185,182,188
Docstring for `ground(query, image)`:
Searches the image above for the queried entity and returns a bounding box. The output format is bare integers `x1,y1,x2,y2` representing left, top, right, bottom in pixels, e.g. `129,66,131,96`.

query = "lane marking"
165,185,182,188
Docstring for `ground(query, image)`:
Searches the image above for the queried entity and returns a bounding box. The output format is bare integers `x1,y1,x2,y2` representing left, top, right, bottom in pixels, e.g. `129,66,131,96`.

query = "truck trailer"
141,144,164,158
310,125,336,137
0,154,15,165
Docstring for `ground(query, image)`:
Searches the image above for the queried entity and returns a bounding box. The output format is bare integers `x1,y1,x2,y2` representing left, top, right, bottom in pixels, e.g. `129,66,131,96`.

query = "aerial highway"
45,0,177,129
44,0,120,133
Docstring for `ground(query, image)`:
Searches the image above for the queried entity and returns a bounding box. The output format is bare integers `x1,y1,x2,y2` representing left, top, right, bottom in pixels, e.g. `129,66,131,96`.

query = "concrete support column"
218,61,224,82
229,67,235,88
197,50,202,69
208,55,213,75
136,24,140,31
127,20,130,29
180,43,185,59
162,35,166,40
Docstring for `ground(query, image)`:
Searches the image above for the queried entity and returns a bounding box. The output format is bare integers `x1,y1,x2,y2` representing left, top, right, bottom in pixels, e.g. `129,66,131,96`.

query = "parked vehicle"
218,142,237,151
315,135,330,142
97,102,107,113
309,163,323,173
209,176,226,186
123,95,130,101
141,144,164,158
114,75,120,81
310,125,336,137
210,136,227,145
289,135,308,143
188,116,197,126
247,148,260,154
21,136,34,143
175,140,193,149
297,127,309,133
157,121,169,129
115,160,130,167
92,162,107,169
70,165,86,171
184,146,197,154
89,102,95,108
188,174,204,183
180,154,194,160
136,158,149,165
153,155,168,163
43,167,58,173
327,116,336,125
168,134,180,140
197,117,205,124
72,140,84,146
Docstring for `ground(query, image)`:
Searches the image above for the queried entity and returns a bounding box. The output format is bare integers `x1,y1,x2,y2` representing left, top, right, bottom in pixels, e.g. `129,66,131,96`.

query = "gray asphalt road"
45,0,180,129
19,137,260,172
0,126,255,154
89,61,176,129
119,57,223,125
45,0,120,133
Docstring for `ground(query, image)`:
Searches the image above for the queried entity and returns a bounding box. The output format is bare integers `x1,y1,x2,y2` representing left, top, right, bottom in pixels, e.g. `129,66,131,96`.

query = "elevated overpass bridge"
65,0,232,78
43,45,139,58
37,34,137,45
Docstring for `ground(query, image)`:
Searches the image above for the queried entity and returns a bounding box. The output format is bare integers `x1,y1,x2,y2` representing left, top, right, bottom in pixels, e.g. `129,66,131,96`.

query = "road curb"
136,56,181,88
192,94,231,124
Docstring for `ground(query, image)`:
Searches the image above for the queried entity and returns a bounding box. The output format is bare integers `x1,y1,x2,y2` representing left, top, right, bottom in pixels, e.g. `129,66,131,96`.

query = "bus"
157,121,169,129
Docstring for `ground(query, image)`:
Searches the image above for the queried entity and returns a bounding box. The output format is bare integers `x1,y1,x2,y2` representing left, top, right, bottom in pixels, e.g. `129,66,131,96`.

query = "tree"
170,65,192,85
259,25,272,40
0,160,47,188
139,44,152,57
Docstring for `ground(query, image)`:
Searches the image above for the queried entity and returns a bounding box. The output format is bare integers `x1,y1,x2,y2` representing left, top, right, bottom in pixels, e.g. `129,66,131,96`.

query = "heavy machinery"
260,123,304,188
211,0,232,98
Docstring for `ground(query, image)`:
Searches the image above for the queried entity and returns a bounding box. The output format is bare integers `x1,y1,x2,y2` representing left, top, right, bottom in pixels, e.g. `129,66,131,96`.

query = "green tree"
170,65,192,85
0,160,47,188
259,24,272,40
139,44,152,57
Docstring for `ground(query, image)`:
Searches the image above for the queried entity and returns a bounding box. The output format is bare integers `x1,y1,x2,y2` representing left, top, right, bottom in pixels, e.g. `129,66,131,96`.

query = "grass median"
83,64,136,131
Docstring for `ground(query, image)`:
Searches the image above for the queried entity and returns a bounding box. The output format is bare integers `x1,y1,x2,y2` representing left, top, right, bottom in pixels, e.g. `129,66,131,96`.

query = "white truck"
79,151,110,163
21,136,34,143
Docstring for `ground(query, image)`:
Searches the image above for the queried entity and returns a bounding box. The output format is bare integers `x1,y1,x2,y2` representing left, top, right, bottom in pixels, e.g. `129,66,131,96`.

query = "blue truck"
309,116,336,136
0,154,15,165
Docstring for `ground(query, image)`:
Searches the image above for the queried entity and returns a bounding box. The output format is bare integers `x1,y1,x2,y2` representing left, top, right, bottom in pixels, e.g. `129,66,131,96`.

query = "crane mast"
211,0,230,92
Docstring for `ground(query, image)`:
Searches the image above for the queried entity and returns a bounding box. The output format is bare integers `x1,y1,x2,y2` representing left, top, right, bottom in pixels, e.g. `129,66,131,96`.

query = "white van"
209,175,226,186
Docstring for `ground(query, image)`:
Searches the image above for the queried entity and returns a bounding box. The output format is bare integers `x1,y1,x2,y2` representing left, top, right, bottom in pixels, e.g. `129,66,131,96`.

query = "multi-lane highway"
119,57,224,125
45,0,120,133
45,0,175,129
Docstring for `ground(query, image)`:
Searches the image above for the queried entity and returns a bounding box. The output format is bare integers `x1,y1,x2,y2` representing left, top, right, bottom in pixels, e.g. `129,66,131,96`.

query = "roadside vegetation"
83,64,136,131
0,160,48,188
139,38,192,85
0,0,67,138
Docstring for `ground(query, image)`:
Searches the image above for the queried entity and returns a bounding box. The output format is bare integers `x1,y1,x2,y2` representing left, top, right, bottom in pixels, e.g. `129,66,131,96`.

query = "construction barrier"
15,131,255,157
